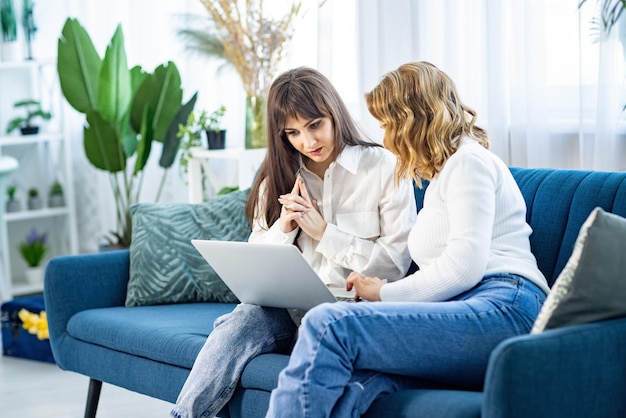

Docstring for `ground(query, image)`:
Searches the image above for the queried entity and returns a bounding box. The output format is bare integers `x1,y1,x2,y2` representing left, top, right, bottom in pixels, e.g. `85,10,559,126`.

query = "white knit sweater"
380,138,550,302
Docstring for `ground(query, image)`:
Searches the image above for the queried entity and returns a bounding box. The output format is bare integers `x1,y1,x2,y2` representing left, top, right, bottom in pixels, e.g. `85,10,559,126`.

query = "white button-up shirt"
249,145,417,287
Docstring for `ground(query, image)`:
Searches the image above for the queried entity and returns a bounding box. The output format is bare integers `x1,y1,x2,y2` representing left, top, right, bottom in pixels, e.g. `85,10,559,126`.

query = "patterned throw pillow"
125,190,251,307
531,207,626,333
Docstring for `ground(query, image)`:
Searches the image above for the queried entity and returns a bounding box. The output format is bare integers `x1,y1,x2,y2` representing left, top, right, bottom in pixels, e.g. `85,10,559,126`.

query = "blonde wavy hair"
365,61,488,187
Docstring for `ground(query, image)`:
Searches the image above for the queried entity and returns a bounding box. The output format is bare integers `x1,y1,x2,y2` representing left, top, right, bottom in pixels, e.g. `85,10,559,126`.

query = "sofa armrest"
44,250,130,358
482,317,626,418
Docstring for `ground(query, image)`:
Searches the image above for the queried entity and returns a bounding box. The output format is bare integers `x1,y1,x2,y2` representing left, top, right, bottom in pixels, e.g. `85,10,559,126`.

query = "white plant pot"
1,41,23,62
24,266,44,285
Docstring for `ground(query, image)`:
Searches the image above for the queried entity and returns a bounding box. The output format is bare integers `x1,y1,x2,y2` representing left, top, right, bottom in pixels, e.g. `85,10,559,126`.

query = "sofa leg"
84,378,103,418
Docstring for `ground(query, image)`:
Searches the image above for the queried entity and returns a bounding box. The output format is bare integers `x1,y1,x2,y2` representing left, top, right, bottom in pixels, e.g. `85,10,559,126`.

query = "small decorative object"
205,105,227,150
0,0,21,62
18,308,48,340
1,296,55,363
19,228,48,284
48,180,64,207
6,184,20,212
187,1,303,149
27,187,42,210
21,0,36,60
5,99,52,135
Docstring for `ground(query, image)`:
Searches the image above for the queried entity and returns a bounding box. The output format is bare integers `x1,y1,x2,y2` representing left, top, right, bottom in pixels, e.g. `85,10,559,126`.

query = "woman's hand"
278,176,327,240
346,272,386,301
278,178,310,233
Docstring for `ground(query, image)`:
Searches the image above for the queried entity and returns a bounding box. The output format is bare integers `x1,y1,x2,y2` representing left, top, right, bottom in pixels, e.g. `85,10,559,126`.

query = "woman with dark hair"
264,62,550,418
171,66,417,418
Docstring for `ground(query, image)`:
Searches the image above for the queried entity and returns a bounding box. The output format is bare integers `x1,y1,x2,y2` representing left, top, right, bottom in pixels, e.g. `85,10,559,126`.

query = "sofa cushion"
240,353,290,390
364,389,482,418
531,207,626,333
126,189,251,307
66,303,236,368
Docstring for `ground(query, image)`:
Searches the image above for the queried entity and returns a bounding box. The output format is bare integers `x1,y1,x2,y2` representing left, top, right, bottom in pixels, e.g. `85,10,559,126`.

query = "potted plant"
19,228,47,284
57,18,198,247
6,183,20,212
177,106,227,180
178,1,304,149
5,99,52,135
27,187,42,210
48,180,64,207
205,105,227,150
0,0,20,62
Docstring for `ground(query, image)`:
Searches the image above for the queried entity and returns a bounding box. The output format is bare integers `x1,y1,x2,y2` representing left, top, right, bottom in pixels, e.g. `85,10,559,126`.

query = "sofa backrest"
412,167,626,288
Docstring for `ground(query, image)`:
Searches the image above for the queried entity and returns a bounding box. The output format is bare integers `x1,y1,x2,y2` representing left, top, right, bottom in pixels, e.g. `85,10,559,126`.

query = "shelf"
11,280,43,297
0,59,78,303
0,132,63,145
0,60,39,71
5,206,70,222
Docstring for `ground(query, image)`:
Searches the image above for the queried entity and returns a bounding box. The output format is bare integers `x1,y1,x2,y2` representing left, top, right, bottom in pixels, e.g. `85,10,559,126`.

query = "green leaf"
160,92,198,168
119,109,137,158
97,24,132,124
134,105,154,175
84,110,126,172
57,18,102,114
130,65,148,93
130,61,183,142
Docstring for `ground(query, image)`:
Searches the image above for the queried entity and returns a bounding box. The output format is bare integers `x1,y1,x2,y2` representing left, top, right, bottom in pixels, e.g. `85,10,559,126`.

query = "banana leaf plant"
57,17,197,247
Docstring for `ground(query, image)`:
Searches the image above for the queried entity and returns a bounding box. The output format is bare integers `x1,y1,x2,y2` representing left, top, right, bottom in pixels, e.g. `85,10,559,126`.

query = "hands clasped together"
279,175,387,302
278,176,327,241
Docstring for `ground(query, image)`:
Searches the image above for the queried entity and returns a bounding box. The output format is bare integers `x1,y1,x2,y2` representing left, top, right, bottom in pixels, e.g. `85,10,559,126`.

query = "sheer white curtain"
28,0,626,251
353,0,626,171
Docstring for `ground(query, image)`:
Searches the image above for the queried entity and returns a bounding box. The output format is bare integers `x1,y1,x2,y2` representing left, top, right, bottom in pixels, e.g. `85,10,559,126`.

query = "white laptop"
191,240,357,310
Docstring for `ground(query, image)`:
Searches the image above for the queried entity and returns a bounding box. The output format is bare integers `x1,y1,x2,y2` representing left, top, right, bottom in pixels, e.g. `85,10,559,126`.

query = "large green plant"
57,18,197,247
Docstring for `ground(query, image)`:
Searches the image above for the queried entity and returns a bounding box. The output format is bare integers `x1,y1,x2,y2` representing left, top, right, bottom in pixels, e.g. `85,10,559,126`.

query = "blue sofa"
44,167,626,418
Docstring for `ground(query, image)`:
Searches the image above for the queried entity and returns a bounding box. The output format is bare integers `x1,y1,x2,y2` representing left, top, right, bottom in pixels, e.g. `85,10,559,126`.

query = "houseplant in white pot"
19,228,47,284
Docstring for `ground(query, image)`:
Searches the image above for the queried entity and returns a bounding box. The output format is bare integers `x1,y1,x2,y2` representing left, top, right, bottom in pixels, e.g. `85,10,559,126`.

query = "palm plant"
57,18,198,247
579,0,626,38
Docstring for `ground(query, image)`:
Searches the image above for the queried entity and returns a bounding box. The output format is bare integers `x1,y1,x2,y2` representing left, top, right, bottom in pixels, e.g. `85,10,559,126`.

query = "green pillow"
125,190,250,307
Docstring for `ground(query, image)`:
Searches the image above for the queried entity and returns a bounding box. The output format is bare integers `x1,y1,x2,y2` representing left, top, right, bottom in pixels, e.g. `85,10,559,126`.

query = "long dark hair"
245,66,377,228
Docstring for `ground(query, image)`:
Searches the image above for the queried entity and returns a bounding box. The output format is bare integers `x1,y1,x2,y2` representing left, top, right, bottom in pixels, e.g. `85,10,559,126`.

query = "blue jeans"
265,274,546,418
171,303,297,418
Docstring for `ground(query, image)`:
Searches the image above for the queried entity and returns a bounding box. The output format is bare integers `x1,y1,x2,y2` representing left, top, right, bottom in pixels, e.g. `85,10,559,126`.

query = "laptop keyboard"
335,296,359,302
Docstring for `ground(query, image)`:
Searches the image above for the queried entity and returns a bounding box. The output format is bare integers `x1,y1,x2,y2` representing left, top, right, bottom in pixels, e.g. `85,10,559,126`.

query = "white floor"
0,353,173,417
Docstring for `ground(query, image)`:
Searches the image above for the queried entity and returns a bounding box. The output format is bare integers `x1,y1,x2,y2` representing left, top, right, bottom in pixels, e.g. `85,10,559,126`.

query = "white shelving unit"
0,60,78,299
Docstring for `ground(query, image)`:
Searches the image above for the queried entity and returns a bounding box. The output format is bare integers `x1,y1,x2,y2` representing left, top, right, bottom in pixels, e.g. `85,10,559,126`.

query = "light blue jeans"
265,274,546,418
171,303,298,418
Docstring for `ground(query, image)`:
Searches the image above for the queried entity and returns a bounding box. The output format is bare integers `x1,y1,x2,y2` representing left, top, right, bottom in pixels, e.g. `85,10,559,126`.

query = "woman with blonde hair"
265,61,550,418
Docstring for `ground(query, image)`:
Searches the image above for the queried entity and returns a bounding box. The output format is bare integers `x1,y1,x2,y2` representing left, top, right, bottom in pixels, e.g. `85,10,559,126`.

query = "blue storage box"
1,295,55,363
